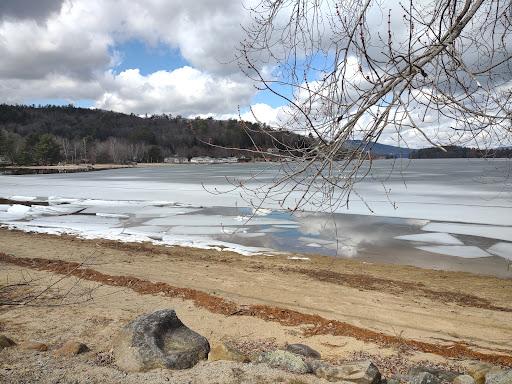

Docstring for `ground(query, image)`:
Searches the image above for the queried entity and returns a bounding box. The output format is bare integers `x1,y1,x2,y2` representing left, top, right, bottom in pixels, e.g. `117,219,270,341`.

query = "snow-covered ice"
0,160,511,262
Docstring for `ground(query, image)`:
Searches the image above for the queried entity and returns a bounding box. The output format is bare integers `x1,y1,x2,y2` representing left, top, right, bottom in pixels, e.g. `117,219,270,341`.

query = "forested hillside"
0,104,309,165
410,145,512,159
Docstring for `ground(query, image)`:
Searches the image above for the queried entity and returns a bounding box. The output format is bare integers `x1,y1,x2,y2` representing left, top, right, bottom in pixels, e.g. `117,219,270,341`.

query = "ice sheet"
9,195,37,202
167,226,241,235
1,160,511,260
1,160,511,226
146,214,295,227
96,212,130,219
28,205,84,216
416,245,491,258
395,232,463,245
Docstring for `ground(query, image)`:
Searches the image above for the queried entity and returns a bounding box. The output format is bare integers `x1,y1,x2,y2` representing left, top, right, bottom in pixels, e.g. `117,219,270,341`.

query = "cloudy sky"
0,1,285,121
1,0,510,149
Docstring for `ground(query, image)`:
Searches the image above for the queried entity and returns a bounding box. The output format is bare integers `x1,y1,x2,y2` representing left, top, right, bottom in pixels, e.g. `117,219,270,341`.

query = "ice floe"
395,232,463,245
487,242,512,260
416,245,491,258
422,222,512,242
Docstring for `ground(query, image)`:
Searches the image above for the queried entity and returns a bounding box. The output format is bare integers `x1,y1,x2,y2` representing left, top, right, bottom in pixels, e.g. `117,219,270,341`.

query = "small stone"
313,360,381,384
467,363,493,384
20,341,48,352
0,335,16,350
454,375,476,384
285,343,321,359
257,350,310,374
408,367,458,382
408,372,440,384
209,343,250,363
485,369,512,384
53,341,90,357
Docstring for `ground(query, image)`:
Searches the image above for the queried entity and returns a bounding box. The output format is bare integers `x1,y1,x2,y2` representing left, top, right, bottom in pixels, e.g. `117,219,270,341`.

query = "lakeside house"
189,156,239,164
164,156,189,164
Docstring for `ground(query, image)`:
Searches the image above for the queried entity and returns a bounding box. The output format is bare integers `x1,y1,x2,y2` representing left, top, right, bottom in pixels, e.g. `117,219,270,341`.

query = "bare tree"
236,0,512,211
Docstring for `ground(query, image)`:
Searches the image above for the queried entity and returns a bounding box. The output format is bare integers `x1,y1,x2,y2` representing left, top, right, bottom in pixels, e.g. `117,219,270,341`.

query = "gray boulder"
114,309,210,372
485,369,512,384
257,350,310,374
286,343,321,359
313,360,381,384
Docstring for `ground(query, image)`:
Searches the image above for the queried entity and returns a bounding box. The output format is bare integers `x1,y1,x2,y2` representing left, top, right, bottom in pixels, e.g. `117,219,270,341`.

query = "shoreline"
1,228,511,361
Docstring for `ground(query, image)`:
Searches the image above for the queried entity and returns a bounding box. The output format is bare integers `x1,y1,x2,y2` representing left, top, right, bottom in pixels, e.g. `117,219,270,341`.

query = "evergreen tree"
146,146,163,163
0,130,6,156
34,134,62,165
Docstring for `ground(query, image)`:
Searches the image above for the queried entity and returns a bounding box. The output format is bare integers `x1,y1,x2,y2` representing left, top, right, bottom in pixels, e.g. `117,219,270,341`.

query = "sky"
0,0,510,149
0,1,275,120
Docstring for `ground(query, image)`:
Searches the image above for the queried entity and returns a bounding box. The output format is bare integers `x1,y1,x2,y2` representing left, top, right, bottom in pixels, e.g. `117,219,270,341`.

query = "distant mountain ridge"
344,140,412,158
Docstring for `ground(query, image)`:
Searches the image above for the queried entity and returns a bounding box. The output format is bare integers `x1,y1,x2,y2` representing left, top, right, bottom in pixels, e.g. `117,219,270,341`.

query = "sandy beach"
1,228,511,382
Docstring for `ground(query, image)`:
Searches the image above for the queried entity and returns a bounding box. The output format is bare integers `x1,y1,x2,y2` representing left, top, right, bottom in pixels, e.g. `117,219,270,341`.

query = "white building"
189,157,239,164
164,156,189,164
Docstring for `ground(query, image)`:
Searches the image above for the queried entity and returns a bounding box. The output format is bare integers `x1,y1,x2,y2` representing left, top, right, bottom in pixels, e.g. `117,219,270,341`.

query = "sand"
1,228,511,382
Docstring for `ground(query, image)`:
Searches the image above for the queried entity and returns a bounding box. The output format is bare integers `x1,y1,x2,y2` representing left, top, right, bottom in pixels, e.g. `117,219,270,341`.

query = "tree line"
0,104,308,165
409,146,512,159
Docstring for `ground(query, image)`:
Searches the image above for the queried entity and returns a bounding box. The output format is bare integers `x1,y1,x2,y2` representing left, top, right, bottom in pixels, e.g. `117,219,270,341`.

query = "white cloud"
95,67,254,116
0,0,256,115
240,103,290,126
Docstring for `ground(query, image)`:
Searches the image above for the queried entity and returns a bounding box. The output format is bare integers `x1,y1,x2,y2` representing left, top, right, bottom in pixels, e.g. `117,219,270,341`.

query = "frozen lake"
0,159,511,277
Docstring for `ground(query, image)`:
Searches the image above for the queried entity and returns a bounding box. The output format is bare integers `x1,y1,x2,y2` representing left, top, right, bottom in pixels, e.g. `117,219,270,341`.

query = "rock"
20,341,48,352
467,363,494,384
0,335,16,350
257,350,310,374
313,360,381,384
485,369,512,384
285,343,321,359
113,309,210,372
454,375,476,384
408,372,440,384
408,367,458,383
209,342,250,363
53,341,90,357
